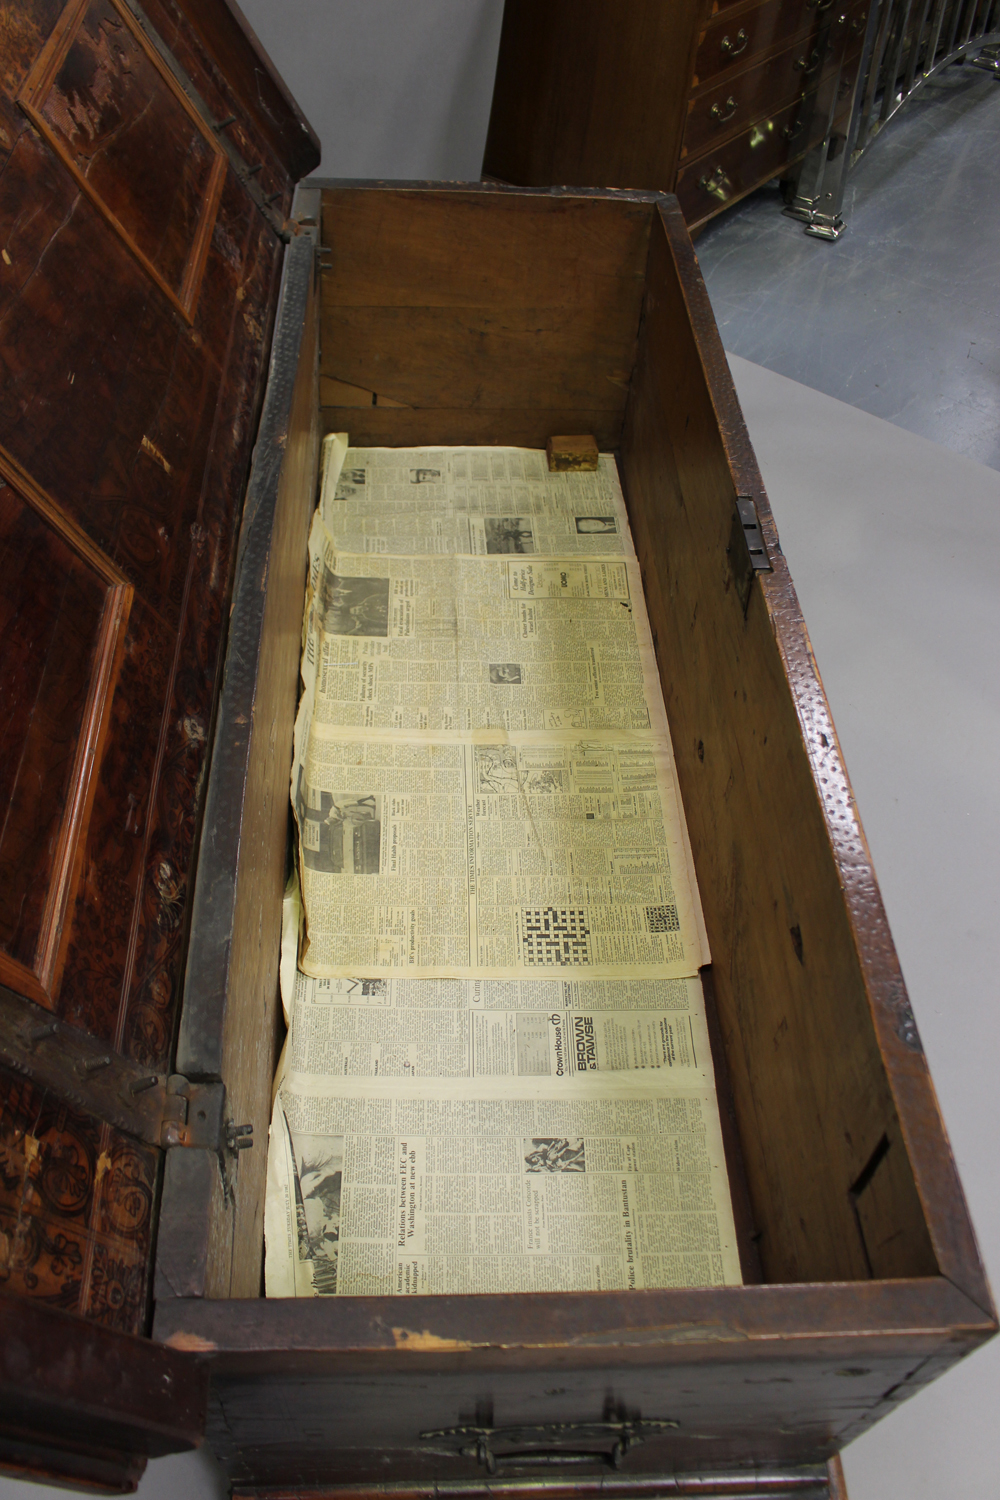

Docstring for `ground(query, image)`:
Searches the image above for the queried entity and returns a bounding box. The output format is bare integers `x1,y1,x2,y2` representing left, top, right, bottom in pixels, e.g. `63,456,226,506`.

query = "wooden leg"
828,1453,849,1499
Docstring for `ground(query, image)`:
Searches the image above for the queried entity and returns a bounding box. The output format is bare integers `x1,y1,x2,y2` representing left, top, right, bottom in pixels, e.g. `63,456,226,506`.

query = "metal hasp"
159,1073,226,1150
729,494,772,614
785,0,1000,240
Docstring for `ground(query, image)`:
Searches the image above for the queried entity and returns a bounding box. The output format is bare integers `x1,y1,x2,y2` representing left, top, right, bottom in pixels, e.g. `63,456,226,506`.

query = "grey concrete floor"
696,65,1000,472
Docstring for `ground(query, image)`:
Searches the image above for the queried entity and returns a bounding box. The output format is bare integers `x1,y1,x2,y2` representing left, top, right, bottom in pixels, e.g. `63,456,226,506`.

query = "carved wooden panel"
17,0,226,322
0,0,293,1073
0,1063,157,1332
0,450,131,1011
0,0,302,1355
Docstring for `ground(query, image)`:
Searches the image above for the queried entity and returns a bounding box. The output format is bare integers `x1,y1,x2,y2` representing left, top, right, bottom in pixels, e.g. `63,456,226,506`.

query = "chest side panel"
483,0,704,192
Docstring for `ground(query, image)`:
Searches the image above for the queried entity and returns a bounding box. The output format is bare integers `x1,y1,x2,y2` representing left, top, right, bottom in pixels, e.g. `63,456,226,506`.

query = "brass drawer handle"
710,95,738,123
698,165,731,197
783,117,804,140
807,0,834,9
794,46,825,74
721,27,749,56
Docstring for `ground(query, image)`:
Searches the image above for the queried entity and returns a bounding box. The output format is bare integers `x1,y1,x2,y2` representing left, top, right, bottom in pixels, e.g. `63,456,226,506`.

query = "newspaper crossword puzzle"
521,907,593,966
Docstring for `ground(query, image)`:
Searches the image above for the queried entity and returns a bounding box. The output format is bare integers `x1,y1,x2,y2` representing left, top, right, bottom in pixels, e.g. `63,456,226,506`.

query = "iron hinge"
728,494,772,614
0,988,252,1154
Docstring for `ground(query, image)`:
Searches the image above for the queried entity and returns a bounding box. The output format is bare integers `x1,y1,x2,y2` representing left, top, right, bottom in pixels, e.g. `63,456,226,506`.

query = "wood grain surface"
18,0,227,321
319,186,651,449
169,228,321,1300
1,1289,206,1488
619,201,954,1289
156,1277,989,1484
0,0,295,1350
146,184,994,1493
0,453,132,1008
483,2,698,198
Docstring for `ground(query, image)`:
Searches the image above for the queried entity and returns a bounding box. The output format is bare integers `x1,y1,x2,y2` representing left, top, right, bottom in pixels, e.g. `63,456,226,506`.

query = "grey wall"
237,0,505,178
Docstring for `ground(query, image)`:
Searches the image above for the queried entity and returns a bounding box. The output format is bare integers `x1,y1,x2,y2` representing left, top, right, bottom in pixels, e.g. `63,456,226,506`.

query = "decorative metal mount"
420,1420,678,1474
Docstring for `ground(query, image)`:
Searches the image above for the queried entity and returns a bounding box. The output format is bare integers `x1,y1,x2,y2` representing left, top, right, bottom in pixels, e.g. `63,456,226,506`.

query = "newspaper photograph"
265,1080,742,1297
302,522,663,734
292,726,709,980
320,438,635,558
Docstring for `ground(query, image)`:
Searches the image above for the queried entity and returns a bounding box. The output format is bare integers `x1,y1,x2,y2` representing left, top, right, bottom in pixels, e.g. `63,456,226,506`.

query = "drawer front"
676,96,811,222
693,0,823,91
682,30,837,158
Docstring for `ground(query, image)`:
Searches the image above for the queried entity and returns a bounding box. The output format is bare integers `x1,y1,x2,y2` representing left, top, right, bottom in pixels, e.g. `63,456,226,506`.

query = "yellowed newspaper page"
265,1072,741,1298
292,725,708,981
281,965,713,1085
321,441,635,558
303,522,664,736
268,870,740,1300
265,439,740,1301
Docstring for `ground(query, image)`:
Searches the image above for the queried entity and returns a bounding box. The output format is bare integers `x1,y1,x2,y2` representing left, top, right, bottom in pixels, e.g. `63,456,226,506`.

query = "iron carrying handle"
721,27,749,56
422,1421,679,1476
460,1436,637,1474
710,94,738,122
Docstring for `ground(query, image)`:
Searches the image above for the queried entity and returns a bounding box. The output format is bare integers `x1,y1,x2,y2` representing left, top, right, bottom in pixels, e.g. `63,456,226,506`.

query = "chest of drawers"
483,0,871,229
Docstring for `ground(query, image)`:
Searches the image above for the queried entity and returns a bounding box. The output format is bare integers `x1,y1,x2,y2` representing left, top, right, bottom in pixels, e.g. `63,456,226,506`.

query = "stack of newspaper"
264,439,742,1297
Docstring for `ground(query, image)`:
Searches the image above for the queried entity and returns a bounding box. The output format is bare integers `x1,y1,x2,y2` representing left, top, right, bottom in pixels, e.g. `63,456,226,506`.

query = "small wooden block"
547,433,599,471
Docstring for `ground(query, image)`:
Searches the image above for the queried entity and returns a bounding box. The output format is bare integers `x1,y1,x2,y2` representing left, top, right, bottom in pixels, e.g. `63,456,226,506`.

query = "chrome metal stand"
784,0,1000,240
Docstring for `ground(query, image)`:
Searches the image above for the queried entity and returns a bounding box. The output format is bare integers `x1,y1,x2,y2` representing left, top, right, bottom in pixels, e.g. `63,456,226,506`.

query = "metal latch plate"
159,1075,226,1149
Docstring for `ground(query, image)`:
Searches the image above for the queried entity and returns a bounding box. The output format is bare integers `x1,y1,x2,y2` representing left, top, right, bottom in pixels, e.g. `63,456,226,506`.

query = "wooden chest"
0,7,994,1496
483,0,871,230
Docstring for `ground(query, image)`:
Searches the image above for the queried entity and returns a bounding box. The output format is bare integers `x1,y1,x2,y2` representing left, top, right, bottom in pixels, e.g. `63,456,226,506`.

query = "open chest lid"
0,0,317,1486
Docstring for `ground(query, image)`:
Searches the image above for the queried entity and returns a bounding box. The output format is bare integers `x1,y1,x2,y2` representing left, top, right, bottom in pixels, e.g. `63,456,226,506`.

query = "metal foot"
804,214,846,240
968,43,1000,76
782,200,847,239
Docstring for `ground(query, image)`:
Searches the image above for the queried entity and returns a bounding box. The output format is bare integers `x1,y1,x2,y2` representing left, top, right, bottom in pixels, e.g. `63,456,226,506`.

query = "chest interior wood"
154,184,993,1484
